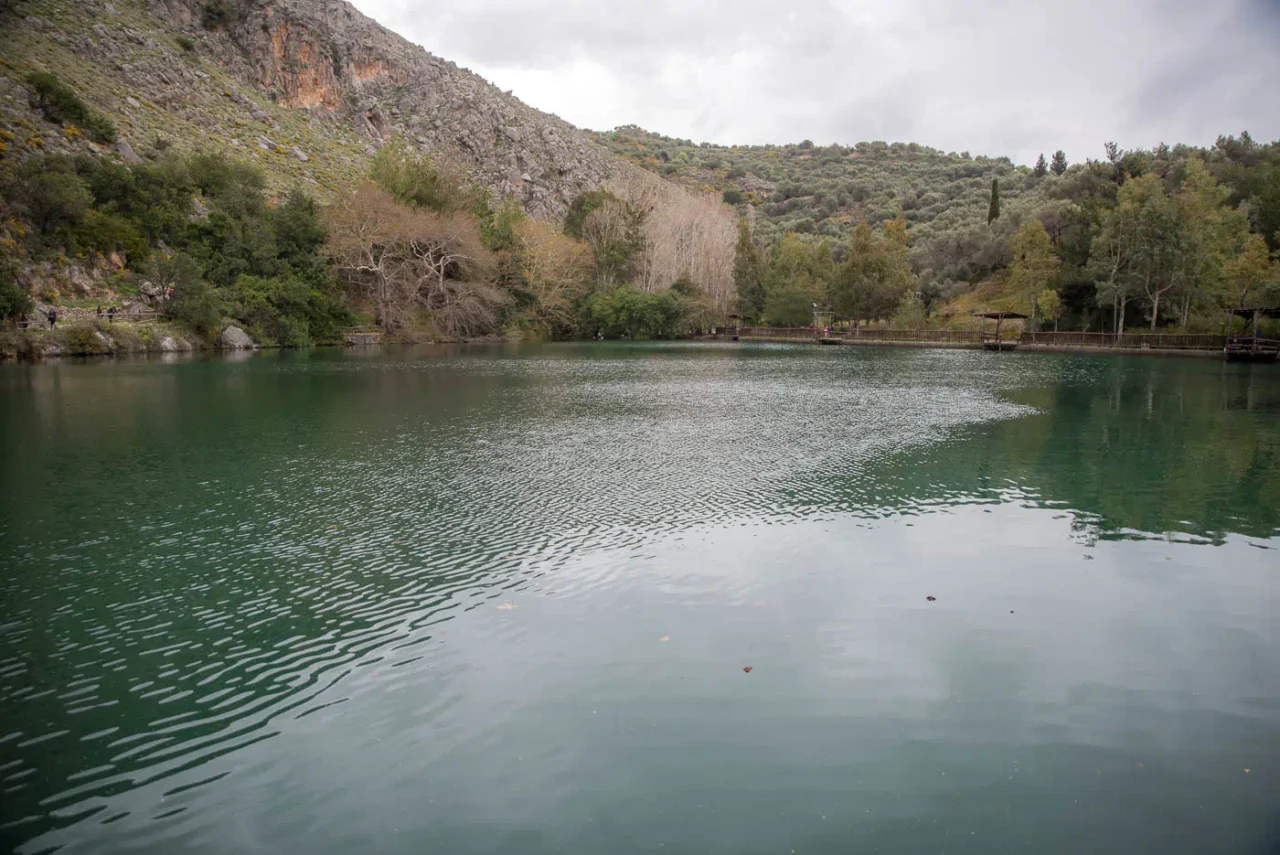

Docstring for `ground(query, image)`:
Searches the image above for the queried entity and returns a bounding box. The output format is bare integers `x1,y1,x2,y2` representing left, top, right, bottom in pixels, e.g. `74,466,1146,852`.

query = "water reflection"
0,344,1277,854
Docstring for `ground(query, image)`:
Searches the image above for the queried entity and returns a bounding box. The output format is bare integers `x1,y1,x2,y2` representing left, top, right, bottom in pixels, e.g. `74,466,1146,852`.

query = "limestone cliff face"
142,0,633,217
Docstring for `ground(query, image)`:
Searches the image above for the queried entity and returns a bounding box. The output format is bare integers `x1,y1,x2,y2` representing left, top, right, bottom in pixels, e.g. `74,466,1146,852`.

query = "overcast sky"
348,0,1280,167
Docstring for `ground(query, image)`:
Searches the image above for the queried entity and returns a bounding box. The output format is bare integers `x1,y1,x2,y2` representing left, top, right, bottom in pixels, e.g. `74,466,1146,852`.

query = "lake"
1,343,1278,854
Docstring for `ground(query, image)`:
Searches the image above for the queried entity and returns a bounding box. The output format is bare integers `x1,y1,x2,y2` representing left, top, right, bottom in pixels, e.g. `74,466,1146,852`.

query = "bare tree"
325,184,499,336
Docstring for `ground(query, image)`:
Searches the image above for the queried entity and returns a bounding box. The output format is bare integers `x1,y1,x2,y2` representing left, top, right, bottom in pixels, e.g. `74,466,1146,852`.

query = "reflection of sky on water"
2,343,1279,854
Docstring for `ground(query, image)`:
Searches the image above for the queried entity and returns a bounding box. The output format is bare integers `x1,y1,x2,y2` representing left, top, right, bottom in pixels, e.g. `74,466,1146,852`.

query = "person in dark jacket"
47,308,57,329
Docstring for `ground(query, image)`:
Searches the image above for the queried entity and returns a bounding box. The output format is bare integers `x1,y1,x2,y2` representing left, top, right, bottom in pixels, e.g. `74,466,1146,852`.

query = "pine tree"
1050,150,1068,176
988,177,1001,225
1033,153,1048,178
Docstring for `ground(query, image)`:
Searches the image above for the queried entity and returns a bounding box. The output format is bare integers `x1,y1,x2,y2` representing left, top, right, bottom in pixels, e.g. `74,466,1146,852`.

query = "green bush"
164,276,222,337
202,0,231,28
584,286,683,339
10,156,93,248
78,211,148,259
24,72,118,144
0,261,33,321
369,142,475,213
176,35,196,52
722,189,743,205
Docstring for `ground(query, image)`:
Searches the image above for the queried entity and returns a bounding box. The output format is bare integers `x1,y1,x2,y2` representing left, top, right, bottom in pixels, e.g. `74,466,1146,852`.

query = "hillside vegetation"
596,127,1280,332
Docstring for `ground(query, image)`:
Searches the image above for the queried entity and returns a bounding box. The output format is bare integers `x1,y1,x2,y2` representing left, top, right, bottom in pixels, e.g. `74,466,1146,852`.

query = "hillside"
0,0,640,217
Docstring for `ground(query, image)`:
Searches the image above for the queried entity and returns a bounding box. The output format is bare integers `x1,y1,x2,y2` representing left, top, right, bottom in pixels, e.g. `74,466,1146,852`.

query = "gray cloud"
352,0,1280,166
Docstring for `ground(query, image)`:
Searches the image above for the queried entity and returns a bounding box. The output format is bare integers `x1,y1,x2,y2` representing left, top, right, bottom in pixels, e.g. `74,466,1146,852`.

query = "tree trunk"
1150,293,1160,331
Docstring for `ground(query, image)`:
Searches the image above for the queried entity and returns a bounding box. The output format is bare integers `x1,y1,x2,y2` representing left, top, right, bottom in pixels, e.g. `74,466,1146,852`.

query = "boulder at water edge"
219,326,256,350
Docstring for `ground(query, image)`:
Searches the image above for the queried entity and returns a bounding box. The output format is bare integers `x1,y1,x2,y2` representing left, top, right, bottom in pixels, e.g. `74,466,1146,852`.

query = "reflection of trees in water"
814,361,1280,541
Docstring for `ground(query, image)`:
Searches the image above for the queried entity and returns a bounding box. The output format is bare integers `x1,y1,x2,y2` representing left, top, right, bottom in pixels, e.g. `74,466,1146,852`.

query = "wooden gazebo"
973,311,1027,351
1225,308,1280,363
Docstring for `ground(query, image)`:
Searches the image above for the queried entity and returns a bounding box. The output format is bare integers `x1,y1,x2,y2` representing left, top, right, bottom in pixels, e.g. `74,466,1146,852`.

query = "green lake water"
1,343,1278,854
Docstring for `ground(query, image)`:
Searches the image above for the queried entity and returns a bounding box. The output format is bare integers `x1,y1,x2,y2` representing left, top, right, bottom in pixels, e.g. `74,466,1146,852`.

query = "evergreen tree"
732,218,766,322
1050,150,1068,176
1033,154,1048,178
987,177,1001,225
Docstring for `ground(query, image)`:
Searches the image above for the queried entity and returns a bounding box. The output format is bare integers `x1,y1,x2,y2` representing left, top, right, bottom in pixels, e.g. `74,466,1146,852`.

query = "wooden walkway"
716,328,1251,359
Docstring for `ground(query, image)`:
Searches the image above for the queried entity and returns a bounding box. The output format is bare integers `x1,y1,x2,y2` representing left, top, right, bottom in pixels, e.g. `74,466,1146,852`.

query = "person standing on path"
47,308,57,329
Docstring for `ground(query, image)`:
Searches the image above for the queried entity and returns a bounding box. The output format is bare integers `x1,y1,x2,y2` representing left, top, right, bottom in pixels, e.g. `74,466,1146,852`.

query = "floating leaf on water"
496,603,517,611
926,596,937,602
658,636,670,642
743,666,753,673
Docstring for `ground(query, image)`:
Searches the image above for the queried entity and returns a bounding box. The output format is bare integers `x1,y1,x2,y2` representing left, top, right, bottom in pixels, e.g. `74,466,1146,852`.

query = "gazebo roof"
973,311,1028,320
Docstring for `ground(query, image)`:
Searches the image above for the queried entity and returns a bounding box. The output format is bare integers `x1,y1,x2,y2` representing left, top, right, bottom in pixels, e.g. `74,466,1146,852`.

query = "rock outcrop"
113,0,643,218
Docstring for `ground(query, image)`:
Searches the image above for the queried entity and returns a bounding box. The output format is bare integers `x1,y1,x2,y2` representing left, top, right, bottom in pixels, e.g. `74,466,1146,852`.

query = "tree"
1050,150,1068,176
890,290,926,330
12,156,92,241
1034,154,1048,178
579,197,642,287
164,276,222,337
762,234,831,325
1223,233,1277,311
1118,174,1181,329
1007,220,1060,327
0,260,33,322
511,218,592,333
324,183,496,335
987,178,1000,225
1170,158,1239,327
830,217,911,325
1091,199,1137,335
1037,288,1062,331
733,218,766,322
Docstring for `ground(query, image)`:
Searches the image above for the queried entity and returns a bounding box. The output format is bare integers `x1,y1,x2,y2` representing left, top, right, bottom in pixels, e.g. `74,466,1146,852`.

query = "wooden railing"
734,326,987,343
845,328,985,343
735,327,818,338
1020,331,1227,350
726,326,1252,353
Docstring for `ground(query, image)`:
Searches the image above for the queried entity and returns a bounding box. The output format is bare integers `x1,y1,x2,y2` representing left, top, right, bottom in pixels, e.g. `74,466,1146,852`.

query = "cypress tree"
1033,153,1048,178
1050,150,1068,176
987,177,1001,225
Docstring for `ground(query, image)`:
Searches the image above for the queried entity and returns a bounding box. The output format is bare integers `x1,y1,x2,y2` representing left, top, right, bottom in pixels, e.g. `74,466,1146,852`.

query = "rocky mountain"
0,0,642,218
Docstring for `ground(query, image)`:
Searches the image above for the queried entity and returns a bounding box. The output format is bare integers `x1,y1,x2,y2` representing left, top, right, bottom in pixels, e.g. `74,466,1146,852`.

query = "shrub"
10,156,93,246
0,261,33,321
78,210,148,259
722,189,743,205
584,285,683,339
164,275,222,337
369,142,476,213
202,0,231,28
176,35,196,52
24,72,118,144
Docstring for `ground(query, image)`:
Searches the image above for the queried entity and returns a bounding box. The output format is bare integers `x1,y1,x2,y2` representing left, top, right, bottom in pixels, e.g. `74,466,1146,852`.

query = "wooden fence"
843,328,986,343
729,327,1234,352
1020,331,1227,350
734,327,987,343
